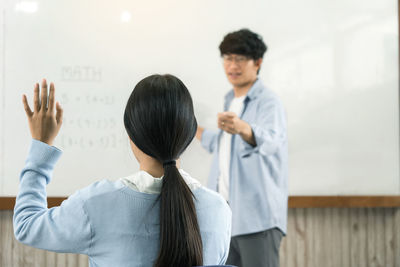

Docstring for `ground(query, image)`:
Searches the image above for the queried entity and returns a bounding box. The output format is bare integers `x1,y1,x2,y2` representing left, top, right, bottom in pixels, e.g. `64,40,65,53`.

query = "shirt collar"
121,169,202,194
224,78,265,103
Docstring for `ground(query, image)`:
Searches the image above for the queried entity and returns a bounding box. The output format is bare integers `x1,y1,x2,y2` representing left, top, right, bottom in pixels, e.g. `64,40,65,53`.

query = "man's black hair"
219,28,267,60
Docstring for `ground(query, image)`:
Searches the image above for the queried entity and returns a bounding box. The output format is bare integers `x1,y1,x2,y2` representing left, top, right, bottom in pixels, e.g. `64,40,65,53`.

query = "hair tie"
163,160,176,167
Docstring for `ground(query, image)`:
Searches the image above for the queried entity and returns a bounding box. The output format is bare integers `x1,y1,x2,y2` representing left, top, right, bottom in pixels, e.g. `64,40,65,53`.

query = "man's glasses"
222,55,251,65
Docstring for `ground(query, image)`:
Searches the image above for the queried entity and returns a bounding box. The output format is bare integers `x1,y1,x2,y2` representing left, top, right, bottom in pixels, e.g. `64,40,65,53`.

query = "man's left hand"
218,112,256,146
218,112,246,134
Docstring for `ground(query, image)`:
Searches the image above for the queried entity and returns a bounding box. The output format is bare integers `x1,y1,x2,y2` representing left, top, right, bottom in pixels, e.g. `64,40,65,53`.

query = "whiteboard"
0,0,399,196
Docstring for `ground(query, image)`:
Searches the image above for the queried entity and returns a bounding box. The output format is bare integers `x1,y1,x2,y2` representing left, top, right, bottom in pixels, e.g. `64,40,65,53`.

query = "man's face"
222,54,262,88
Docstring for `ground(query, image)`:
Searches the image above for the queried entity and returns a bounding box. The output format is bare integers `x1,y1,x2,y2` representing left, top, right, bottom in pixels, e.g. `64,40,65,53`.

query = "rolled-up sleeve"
200,129,219,154
241,99,287,157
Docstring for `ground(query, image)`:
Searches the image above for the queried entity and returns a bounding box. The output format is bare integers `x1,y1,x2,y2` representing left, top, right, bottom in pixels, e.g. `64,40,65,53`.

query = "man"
196,29,288,267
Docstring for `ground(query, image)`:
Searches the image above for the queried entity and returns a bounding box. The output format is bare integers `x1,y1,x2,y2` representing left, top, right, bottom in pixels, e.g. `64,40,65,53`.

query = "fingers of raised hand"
48,82,55,113
31,79,56,114
33,83,40,112
40,79,48,112
55,102,63,126
22,94,33,118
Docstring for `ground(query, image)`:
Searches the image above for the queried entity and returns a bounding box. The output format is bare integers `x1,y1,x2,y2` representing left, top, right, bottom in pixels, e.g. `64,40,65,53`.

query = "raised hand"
22,79,63,146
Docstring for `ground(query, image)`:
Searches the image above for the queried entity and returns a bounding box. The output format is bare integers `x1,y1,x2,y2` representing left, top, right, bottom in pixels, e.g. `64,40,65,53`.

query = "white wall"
0,0,398,196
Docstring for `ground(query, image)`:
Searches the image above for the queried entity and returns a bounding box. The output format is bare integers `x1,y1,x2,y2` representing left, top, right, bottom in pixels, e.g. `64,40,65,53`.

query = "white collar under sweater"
120,169,202,194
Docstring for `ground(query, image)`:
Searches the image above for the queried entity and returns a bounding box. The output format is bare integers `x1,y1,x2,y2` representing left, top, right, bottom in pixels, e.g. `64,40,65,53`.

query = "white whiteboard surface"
0,0,399,196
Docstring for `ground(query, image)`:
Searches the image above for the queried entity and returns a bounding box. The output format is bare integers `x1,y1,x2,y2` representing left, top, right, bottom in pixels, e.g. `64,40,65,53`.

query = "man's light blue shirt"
201,79,288,236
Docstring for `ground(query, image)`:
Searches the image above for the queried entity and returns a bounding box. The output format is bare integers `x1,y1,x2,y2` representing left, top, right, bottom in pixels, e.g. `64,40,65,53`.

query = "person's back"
31,173,230,267
14,75,231,267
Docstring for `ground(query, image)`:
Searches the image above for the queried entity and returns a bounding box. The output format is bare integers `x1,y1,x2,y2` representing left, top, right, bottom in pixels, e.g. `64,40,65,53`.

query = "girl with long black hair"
14,75,231,267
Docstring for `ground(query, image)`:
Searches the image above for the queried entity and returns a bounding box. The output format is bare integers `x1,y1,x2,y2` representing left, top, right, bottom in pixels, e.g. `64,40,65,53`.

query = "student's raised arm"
13,141,92,253
13,79,91,254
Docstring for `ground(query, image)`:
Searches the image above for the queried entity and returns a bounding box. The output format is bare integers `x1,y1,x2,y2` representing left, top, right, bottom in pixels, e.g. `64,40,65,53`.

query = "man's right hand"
195,126,204,141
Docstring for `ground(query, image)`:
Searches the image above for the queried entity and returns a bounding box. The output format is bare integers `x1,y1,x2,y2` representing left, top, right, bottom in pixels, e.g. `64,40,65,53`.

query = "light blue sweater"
13,139,232,267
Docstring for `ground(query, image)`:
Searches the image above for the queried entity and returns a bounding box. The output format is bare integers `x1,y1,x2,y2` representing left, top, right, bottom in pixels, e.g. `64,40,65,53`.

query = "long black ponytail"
123,74,203,267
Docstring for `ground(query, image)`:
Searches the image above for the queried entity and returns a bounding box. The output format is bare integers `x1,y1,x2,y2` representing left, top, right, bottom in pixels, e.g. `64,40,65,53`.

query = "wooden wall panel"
1,208,399,267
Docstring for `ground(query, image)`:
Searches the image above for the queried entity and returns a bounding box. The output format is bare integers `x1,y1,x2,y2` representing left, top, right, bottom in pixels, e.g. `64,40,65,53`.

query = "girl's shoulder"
194,186,230,210
71,178,126,202
179,170,230,213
